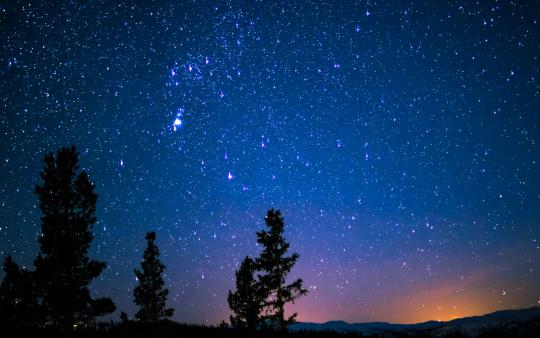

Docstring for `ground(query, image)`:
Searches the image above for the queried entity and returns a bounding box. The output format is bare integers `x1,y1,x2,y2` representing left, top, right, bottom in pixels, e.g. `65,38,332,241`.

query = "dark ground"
4,318,540,338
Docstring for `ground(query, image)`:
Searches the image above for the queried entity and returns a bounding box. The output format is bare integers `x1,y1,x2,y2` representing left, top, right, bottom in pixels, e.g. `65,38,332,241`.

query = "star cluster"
1,0,539,325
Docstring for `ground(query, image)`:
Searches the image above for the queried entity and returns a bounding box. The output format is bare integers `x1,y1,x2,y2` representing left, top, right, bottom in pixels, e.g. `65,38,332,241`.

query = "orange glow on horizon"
282,267,535,325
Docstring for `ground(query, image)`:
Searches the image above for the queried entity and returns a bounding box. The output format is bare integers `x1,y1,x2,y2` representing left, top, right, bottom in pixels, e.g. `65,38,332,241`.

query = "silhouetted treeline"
0,146,310,335
2,147,538,338
2,318,540,338
0,146,179,332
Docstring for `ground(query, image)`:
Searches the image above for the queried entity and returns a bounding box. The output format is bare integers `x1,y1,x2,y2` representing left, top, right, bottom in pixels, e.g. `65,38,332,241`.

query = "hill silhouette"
291,307,540,336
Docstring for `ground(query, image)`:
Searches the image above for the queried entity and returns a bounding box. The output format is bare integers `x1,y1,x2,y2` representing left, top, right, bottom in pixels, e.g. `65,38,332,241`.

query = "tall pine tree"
227,256,263,330
133,231,173,323
33,146,115,328
256,209,307,331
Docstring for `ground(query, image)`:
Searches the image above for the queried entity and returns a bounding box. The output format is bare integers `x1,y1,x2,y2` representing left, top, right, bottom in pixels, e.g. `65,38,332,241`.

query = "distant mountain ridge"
291,319,442,333
290,307,540,335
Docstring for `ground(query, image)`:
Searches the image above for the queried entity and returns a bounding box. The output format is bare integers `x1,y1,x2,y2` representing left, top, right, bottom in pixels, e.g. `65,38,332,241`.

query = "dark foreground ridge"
3,307,540,338
291,306,540,336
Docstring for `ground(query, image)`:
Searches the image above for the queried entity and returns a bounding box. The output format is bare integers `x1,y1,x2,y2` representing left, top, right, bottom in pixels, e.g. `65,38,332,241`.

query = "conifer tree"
133,231,173,323
0,255,20,325
227,256,263,330
256,209,307,331
0,255,38,327
119,311,129,324
33,146,115,329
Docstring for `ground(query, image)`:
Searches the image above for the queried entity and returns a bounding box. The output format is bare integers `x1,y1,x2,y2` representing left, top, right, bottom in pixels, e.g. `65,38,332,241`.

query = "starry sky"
1,0,540,326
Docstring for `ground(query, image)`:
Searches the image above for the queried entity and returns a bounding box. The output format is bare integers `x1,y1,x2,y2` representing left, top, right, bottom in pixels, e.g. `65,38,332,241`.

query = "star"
173,118,182,131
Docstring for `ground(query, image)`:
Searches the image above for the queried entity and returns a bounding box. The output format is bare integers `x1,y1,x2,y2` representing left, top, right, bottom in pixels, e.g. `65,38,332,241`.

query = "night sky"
1,0,540,326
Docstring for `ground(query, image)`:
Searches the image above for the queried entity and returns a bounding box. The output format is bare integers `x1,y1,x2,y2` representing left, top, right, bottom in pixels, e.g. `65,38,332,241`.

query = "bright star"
173,118,182,131
172,108,185,131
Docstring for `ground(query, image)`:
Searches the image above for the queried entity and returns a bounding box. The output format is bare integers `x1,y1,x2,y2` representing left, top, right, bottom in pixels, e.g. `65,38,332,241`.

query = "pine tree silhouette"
0,255,39,327
33,146,115,329
256,209,307,331
133,231,174,323
0,255,20,326
119,311,129,324
227,256,263,330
